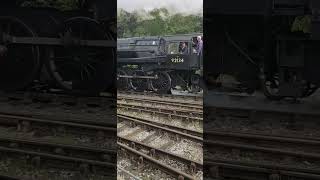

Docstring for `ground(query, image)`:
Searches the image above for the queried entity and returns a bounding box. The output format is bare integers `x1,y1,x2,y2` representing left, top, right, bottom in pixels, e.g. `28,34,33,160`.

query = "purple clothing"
196,40,203,56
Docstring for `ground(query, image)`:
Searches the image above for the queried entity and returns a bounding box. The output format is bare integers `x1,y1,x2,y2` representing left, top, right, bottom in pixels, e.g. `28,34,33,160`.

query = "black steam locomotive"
0,0,116,95
205,0,320,99
117,34,203,94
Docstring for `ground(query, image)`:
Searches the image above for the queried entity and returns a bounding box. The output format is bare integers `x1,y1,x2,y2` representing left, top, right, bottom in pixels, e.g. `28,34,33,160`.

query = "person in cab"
196,36,203,56
180,42,189,55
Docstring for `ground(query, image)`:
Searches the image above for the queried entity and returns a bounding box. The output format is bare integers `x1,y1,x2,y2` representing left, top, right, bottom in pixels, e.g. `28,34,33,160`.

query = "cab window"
167,42,180,54
136,40,158,46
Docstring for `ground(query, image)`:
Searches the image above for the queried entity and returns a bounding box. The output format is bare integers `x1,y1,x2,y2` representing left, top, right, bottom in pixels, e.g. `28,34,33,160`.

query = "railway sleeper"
118,143,196,180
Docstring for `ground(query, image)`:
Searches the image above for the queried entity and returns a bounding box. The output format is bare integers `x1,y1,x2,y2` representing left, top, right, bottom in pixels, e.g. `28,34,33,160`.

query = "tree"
117,8,203,38
117,9,140,37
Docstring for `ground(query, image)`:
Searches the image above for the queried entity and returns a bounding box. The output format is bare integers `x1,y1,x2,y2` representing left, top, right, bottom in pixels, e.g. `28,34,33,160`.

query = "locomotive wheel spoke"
45,17,115,94
0,16,40,91
151,71,172,94
263,75,282,100
131,71,148,92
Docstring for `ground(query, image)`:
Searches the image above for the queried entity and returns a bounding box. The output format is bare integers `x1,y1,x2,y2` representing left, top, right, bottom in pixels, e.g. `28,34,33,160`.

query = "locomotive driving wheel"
263,75,282,100
151,71,172,94
45,17,115,95
130,70,148,92
0,16,40,91
263,74,318,99
117,69,129,90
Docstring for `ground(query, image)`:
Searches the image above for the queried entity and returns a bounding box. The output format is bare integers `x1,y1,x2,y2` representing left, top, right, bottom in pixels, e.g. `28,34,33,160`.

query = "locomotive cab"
163,34,203,93
164,35,202,71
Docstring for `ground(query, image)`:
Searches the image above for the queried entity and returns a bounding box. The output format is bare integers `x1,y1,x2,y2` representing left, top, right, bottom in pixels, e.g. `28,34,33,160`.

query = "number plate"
171,57,184,63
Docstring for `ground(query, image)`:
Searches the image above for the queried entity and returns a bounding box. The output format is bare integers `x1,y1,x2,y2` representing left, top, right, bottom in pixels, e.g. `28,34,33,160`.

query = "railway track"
206,130,320,151
118,135,202,169
117,96,202,111
118,115,202,141
117,166,143,180
0,91,115,108
206,105,320,121
117,90,203,179
0,113,115,136
117,100,202,117
0,134,116,162
0,90,117,129
206,104,320,138
118,91,202,106
0,110,116,127
118,113,203,179
117,94,203,137
117,106,202,135
206,103,320,179
118,142,200,180
206,130,320,167
0,136,115,175
205,159,320,180
0,111,117,178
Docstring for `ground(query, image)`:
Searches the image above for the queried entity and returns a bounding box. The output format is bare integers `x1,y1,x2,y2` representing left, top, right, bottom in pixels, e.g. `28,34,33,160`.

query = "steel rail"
118,135,203,169
118,91,202,105
117,114,203,140
0,111,115,127
118,101,202,114
0,145,115,168
0,113,116,140
0,90,115,105
205,159,320,179
0,135,116,162
117,104,202,121
118,142,196,180
117,166,143,180
118,97,202,111
206,139,320,160
117,96,202,111
206,130,320,146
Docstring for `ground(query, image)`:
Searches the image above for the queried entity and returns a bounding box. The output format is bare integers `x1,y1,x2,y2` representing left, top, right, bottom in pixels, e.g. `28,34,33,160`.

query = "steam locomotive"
205,0,320,99
117,34,203,94
0,0,116,95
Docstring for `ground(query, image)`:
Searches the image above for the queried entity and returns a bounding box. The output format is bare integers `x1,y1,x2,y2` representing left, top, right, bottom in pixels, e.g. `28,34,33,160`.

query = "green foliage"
117,8,202,38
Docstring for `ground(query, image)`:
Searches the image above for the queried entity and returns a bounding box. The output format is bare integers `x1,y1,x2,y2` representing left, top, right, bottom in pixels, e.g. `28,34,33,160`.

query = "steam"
118,0,203,15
